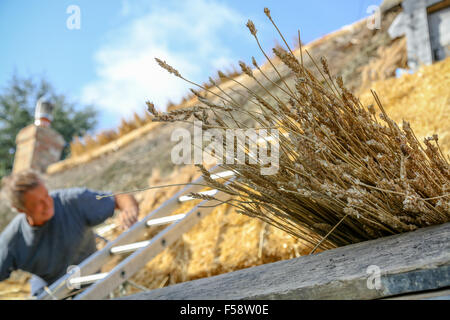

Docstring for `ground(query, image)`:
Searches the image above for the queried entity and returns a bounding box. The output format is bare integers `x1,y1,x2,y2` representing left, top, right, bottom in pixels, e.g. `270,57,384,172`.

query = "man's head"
1,170,54,226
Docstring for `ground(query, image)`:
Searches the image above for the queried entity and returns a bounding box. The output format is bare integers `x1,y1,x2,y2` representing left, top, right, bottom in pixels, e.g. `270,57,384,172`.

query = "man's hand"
114,194,139,230
118,206,138,230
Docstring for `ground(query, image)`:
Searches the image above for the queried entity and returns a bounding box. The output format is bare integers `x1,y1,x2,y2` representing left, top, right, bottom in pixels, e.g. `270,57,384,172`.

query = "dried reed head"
152,8,450,252
246,20,257,36
146,101,158,116
155,58,182,78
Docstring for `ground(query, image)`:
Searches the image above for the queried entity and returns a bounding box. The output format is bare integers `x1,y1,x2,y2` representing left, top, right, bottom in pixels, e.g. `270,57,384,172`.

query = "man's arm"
114,194,139,230
73,188,116,227
0,240,16,282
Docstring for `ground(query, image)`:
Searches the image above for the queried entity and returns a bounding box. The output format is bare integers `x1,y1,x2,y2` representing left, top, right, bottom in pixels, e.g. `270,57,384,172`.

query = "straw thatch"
151,9,449,254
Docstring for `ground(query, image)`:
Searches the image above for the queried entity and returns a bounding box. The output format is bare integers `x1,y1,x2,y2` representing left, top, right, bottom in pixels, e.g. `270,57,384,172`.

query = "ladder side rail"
75,192,232,300
37,171,215,300
38,165,227,299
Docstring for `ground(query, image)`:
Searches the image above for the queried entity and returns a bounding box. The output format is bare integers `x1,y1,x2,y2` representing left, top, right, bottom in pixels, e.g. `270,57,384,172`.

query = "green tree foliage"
0,74,98,178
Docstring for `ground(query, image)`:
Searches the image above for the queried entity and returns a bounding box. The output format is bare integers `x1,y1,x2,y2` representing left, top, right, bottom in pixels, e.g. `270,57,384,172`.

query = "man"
0,169,139,297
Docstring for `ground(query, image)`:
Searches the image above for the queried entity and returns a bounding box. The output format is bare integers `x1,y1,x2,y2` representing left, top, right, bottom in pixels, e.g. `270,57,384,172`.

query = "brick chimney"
12,99,65,173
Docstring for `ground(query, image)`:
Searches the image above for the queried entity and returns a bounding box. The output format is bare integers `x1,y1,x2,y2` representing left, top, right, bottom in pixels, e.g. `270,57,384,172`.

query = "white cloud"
81,0,249,129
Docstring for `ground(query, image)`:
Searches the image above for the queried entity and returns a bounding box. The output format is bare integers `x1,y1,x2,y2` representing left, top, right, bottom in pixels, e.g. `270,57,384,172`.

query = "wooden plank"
118,222,450,300
384,288,450,300
74,191,232,299
427,0,450,14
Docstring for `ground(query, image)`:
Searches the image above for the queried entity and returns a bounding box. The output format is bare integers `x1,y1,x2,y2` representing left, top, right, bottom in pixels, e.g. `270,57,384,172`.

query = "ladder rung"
111,214,188,255
145,213,186,227
210,170,234,179
110,240,151,255
257,136,275,144
95,223,118,237
178,189,218,202
68,272,109,286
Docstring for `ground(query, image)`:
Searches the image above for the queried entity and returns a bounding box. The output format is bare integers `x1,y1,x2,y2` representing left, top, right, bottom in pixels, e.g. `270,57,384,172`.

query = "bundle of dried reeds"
149,8,450,252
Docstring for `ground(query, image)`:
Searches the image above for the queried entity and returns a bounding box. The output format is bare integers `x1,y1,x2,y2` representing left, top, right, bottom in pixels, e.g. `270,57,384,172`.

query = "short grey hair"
1,170,43,211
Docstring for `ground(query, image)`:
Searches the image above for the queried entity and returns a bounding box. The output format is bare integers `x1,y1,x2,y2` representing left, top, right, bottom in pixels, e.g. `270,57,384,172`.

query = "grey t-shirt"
0,187,116,287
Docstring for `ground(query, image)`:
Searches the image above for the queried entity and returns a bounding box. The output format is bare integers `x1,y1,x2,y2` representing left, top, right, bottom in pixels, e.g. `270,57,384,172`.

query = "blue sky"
0,0,382,132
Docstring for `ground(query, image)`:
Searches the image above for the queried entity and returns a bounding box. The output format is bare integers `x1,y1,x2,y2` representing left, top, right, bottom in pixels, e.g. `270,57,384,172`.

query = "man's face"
21,183,54,226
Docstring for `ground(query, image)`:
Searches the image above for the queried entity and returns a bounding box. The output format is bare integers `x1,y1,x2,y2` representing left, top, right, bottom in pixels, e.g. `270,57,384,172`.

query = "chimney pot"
34,98,54,127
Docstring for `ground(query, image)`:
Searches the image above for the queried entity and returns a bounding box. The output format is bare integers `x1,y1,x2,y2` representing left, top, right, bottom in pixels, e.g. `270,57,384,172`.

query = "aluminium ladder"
37,167,235,300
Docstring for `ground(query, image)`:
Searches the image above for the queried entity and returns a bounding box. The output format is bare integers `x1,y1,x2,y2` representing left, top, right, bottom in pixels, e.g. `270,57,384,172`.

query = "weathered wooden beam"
384,288,450,300
119,222,450,300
